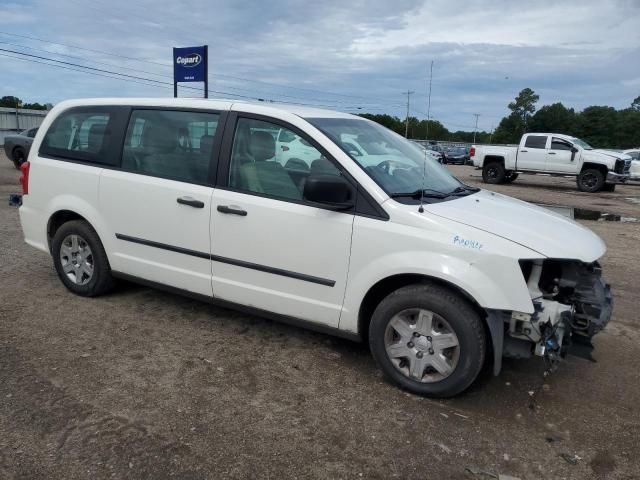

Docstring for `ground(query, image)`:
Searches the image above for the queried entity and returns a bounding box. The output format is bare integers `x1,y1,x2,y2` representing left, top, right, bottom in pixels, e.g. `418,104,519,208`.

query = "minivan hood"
423,190,606,262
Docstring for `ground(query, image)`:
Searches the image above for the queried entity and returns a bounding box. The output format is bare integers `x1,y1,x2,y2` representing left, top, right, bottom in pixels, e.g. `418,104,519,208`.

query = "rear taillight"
19,161,30,195
469,147,476,157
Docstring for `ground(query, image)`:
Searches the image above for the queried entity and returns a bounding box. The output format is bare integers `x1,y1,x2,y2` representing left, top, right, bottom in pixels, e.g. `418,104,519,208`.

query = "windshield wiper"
390,188,449,199
448,185,480,196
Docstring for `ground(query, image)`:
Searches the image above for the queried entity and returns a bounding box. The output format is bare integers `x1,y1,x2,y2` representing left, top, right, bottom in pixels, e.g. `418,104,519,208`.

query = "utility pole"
472,113,480,143
425,61,433,142
404,90,415,138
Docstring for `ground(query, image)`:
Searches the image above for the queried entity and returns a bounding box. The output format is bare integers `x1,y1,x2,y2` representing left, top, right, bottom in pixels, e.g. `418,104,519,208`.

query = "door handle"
520,150,528,153
217,205,247,216
548,152,556,155
177,196,205,208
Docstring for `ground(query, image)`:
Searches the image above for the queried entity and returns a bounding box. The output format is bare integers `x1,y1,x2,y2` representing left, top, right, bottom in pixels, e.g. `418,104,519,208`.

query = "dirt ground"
1,154,639,480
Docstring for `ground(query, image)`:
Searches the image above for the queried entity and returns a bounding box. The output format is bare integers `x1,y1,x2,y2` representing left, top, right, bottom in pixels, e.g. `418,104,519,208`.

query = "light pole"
404,90,415,138
425,61,433,142
472,113,480,143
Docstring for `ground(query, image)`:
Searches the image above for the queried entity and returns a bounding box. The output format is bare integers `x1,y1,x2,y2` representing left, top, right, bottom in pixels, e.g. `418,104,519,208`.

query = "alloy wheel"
384,308,460,383
59,234,94,285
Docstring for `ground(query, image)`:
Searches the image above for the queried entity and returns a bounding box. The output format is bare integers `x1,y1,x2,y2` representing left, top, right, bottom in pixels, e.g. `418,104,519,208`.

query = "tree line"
360,89,640,149
0,96,51,111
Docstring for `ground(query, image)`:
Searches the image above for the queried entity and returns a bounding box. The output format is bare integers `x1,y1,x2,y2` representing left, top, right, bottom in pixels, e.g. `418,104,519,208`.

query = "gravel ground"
1,155,639,479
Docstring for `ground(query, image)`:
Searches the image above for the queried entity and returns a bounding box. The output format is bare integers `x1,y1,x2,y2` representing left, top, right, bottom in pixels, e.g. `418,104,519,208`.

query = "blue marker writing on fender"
453,235,483,250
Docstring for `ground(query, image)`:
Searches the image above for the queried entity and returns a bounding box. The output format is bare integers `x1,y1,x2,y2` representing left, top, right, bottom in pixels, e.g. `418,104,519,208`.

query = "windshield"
307,117,464,198
572,137,593,150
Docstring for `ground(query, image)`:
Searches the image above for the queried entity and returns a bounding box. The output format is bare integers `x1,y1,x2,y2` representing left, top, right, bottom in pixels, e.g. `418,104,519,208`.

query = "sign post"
172,45,208,98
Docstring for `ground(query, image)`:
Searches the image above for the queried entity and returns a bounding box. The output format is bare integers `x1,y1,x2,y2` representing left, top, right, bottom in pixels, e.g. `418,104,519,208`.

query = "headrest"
200,134,215,153
143,123,176,152
250,131,275,161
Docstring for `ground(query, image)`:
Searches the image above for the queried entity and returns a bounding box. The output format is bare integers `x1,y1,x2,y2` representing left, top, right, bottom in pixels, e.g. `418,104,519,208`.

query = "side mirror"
571,146,578,161
304,174,354,210
348,150,361,157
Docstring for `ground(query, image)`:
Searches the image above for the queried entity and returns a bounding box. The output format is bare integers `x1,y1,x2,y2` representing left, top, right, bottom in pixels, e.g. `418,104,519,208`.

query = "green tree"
631,95,640,111
575,106,618,148
0,96,22,108
508,88,539,130
529,103,577,135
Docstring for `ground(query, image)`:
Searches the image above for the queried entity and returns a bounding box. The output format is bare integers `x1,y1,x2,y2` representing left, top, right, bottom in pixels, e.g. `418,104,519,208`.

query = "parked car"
14,98,612,397
444,147,468,165
623,149,640,180
3,127,38,169
471,133,631,192
426,143,446,163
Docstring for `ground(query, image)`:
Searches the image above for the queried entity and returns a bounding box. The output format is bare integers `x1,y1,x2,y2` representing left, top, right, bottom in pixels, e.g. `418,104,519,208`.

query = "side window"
122,109,220,183
228,117,340,202
40,107,121,164
524,135,548,149
550,138,572,151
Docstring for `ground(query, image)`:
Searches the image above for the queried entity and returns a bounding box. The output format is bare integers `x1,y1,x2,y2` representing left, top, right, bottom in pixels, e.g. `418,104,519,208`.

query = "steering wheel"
376,160,393,174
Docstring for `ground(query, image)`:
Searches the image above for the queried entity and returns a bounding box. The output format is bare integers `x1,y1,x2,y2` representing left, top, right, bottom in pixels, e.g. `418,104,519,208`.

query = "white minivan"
16,98,613,397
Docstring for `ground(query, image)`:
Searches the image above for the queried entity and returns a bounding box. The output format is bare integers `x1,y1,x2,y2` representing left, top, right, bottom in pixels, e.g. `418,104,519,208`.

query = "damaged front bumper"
487,259,613,375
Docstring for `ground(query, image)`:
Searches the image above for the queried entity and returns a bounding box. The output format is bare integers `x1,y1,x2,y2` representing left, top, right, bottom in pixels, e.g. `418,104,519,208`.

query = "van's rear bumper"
17,199,49,253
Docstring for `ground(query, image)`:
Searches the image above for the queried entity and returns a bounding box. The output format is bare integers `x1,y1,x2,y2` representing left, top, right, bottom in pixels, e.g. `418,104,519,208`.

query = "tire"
577,168,605,192
482,162,505,184
602,183,616,192
51,220,115,297
11,147,26,169
504,172,519,183
368,283,486,397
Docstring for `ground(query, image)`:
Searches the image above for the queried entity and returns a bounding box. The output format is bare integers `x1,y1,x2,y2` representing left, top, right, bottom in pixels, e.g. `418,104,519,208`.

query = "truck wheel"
51,220,115,297
577,169,605,192
11,147,26,169
602,183,616,192
368,283,486,397
504,172,519,183
482,162,505,184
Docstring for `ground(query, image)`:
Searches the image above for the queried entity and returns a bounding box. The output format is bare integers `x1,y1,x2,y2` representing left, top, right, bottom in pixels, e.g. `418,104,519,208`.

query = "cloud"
0,0,638,131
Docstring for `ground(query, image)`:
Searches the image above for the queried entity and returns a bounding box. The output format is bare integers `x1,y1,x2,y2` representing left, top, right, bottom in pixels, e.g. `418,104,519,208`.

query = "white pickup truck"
471,133,632,192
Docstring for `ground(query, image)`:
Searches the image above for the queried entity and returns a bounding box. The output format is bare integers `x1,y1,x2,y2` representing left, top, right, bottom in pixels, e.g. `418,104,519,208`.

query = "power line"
0,49,376,110
0,30,406,108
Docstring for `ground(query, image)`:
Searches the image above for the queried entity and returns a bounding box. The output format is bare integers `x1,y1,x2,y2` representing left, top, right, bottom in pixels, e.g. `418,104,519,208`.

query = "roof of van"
55,97,358,120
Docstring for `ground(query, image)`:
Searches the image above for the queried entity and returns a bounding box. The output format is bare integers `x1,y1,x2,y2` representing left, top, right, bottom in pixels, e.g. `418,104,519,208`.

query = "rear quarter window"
40,106,128,166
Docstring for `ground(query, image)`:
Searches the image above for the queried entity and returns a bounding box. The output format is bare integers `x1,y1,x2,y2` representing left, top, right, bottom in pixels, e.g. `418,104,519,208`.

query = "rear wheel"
504,172,519,183
51,220,115,297
11,147,26,169
482,162,505,184
577,168,605,192
369,283,486,397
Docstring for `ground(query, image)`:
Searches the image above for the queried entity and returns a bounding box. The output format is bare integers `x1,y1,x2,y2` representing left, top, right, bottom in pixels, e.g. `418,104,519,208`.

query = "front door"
210,115,354,327
545,137,576,173
99,107,224,297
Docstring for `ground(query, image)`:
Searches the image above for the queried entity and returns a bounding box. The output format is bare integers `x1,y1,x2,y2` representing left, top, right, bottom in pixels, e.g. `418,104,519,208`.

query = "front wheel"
482,162,505,184
577,168,605,192
369,283,486,397
51,220,115,297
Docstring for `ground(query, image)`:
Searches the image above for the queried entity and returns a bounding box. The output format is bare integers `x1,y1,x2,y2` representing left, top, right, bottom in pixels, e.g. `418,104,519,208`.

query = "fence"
0,107,49,145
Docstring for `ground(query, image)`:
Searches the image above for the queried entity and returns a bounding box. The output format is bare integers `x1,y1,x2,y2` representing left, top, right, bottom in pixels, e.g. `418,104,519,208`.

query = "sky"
0,0,639,133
